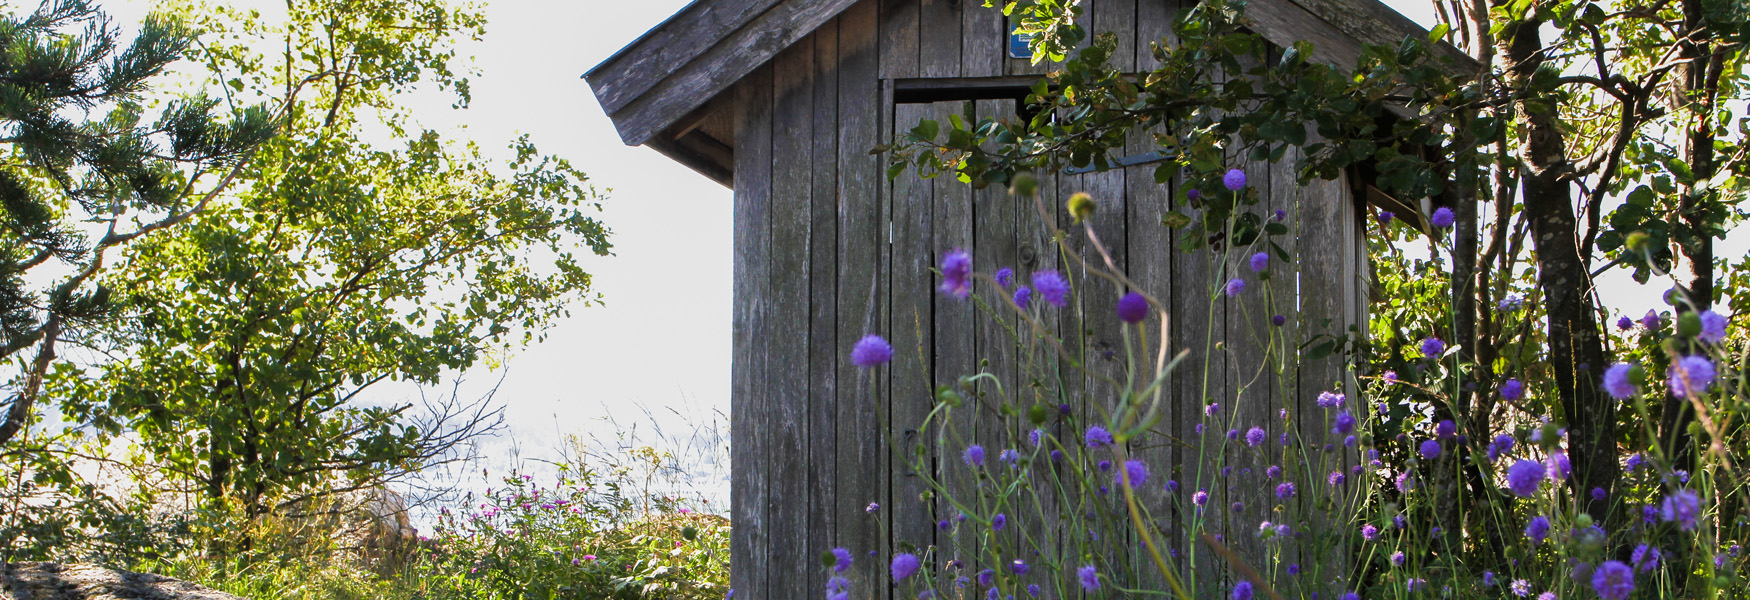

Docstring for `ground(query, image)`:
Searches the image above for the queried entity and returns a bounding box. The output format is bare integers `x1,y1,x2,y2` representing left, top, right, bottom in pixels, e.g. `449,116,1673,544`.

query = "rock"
0,563,245,600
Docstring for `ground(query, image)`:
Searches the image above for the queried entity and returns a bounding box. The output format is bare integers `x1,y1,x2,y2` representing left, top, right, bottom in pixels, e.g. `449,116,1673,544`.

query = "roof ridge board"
1279,0,1480,71
587,0,792,115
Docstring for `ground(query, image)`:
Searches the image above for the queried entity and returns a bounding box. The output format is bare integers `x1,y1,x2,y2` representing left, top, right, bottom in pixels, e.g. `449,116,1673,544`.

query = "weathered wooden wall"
729,0,1368,597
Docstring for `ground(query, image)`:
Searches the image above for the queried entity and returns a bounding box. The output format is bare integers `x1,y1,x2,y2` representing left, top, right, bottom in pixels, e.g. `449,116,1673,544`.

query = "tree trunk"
1498,15,1617,521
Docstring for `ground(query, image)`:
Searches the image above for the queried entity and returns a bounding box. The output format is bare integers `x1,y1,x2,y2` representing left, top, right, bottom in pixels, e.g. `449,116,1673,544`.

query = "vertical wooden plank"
1015,165,1065,590
1226,163,1274,576
835,3,887,599
919,0,963,78
961,0,1004,77
1124,139,1177,593
1173,166,1226,597
1136,0,1179,71
730,63,774,600
808,20,842,600
971,97,1019,562
880,0,920,78
930,99,978,586
1297,161,1352,600
1094,0,1138,72
1266,142,1307,589
769,35,816,600
890,101,939,582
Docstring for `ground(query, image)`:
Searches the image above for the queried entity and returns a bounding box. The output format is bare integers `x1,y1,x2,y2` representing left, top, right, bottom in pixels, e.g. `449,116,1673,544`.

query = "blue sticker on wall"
1008,22,1034,60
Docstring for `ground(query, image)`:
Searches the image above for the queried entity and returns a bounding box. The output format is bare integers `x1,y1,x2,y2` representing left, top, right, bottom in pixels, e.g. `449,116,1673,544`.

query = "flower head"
1502,379,1524,401
851,335,894,367
992,513,1007,531
994,267,1015,289
1661,489,1701,530
1616,315,1634,330
1391,551,1406,566
1547,452,1571,481
1625,453,1643,473
1419,440,1442,460
1317,391,1345,408
1591,560,1635,600
1013,286,1032,309
1668,355,1716,398
1119,459,1149,487
963,444,986,468
1378,211,1395,226
1249,252,1269,272
1009,559,1030,575
891,553,920,580
1488,434,1515,463
1507,459,1545,497
1117,292,1149,324
1275,482,1297,499
1525,515,1551,545
1223,169,1248,190
1430,207,1455,228
831,547,853,572
1499,294,1525,311
1271,314,1286,326
1329,471,1346,486
939,248,973,298
1232,581,1254,600
1603,363,1639,399
1332,411,1357,435
1032,271,1070,307
1245,427,1266,447
1631,544,1661,573
1078,565,1100,591
1698,309,1727,344
1361,524,1379,540
1421,337,1445,359
1641,309,1662,330
1084,426,1114,448
1437,419,1457,439
1511,579,1531,597
1225,278,1246,297
1193,489,1210,506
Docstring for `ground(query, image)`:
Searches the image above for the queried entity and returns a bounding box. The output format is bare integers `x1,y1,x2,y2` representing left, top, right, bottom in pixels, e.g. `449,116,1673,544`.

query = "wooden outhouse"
586,0,1457,596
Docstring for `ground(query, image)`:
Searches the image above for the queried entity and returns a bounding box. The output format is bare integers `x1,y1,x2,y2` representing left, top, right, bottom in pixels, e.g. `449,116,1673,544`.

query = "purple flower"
1317,391,1345,408
832,547,853,572
1165,479,1179,492
1266,465,1282,479
1390,551,1406,566
1232,581,1254,600
1661,489,1701,530
1383,370,1399,383
1117,292,1149,324
1632,544,1661,572
851,335,893,367
1591,560,1635,600
1378,211,1395,226
1000,448,1020,466
1031,270,1070,308
1205,403,1222,417
1193,489,1209,506
1395,471,1416,492
1329,471,1346,486
1525,515,1550,545
1421,337,1446,359
1332,411,1356,435
1231,502,1245,514
1499,294,1525,311
1078,565,1099,591
1547,452,1571,481
891,553,920,580
1274,209,1286,221
1511,579,1531,597
977,569,994,587
1084,426,1114,448
1013,286,1033,309
1507,459,1545,497
1249,252,1269,272
1286,563,1300,575
1010,559,1030,575
1342,593,1360,600
1603,362,1638,399
1641,309,1662,330
1502,379,1524,401
1245,427,1266,447
1698,309,1727,344
1027,584,1040,597
867,502,880,513
1592,487,1607,501
1275,482,1297,499
1227,429,1240,441
1098,460,1113,472
1225,278,1246,297
1488,434,1515,463
1271,314,1286,326
1617,315,1634,330
992,513,1007,531
939,248,973,298
827,576,850,600
1119,459,1149,487
1187,188,1202,202
1483,571,1496,586
1668,355,1716,398
1223,169,1248,190
1437,419,1457,439
1430,207,1455,228
964,444,986,468
994,267,1015,289
1361,524,1379,540
1625,453,1643,473
1419,439,1442,460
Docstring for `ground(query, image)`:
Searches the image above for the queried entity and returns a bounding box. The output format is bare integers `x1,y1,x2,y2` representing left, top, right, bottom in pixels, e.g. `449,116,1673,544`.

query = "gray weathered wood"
806,20,842,600
879,0,920,79
929,99,978,584
834,4,886,598
1095,0,1138,73
970,97,1020,579
768,37,816,600
889,101,938,588
919,0,963,78
961,0,1004,77
729,63,774,600
586,0,788,115
600,0,862,146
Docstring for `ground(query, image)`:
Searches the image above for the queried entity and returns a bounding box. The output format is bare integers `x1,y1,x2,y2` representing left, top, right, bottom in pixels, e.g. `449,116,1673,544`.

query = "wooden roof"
585,0,1474,183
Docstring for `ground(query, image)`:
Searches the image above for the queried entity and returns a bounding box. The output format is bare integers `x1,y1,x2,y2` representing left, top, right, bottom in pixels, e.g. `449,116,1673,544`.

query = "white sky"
84,0,1743,509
